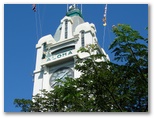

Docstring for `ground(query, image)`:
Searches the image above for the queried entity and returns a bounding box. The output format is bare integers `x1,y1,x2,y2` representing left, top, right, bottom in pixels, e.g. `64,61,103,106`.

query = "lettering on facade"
46,50,73,62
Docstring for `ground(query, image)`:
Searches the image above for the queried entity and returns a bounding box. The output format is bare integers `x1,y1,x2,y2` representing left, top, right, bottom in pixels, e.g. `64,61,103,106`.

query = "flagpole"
67,4,68,12
81,4,82,14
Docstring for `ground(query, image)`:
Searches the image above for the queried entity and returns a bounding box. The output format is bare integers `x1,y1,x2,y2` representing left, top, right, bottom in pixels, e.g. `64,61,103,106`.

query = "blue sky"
4,4,148,112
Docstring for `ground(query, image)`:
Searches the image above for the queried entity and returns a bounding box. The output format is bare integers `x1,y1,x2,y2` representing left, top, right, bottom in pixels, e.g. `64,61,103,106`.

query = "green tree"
109,24,148,111
14,24,148,112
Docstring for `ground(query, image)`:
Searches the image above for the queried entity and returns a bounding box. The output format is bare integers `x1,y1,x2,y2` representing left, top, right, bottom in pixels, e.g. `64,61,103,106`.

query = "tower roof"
53,15,84,42
66,7,83,18
66,5,83,18
53,5,84,42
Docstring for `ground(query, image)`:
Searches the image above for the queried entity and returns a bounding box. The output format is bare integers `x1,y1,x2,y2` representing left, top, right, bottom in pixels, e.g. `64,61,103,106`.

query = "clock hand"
52,70,70,87
52,71,69,87
59,70,69,80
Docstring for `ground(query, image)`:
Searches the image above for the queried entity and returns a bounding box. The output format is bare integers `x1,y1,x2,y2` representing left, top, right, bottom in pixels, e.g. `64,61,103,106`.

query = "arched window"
65,20,68,39
81,30,85,47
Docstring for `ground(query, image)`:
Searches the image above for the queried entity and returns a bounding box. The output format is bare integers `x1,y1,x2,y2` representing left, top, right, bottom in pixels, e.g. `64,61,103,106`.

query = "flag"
102,17,106,26
32,4,36,12
103,4,107,26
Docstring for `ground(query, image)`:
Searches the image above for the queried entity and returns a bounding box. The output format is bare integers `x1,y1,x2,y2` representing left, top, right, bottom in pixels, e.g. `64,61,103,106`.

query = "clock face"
50,67,74,87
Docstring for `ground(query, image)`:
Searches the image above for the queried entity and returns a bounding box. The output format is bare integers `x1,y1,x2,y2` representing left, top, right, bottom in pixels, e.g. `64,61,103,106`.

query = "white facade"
33,5,109,96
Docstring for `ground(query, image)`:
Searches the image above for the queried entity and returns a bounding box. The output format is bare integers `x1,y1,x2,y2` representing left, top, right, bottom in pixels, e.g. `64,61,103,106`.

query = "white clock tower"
33,5,109,96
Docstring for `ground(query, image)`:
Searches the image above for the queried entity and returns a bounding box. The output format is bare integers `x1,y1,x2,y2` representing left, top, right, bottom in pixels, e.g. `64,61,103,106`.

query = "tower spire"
66,4,83,18
73,4,76,8
68,4,77,11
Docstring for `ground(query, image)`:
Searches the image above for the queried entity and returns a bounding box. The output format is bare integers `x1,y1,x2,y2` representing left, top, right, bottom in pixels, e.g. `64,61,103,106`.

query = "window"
43,42,47,50
81,31,85,47
42,42,47,59
52,46,75,55
65,20,68,39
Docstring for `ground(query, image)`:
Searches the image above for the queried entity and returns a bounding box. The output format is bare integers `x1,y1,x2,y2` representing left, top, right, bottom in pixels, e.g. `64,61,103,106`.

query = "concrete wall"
33,15,109,96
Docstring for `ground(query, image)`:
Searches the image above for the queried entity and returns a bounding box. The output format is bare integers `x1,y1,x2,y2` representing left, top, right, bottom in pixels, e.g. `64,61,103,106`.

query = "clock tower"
33,5,109,96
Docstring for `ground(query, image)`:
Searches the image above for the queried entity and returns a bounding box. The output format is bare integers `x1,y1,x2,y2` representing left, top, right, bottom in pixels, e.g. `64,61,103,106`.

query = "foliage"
14,99,32,112
109,24,148,111
14,24,148,112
